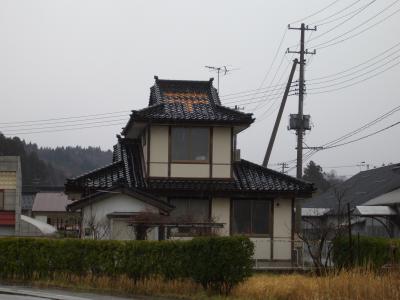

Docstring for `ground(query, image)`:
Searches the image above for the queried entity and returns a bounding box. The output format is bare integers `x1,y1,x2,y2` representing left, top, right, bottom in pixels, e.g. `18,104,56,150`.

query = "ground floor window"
169,198,210,222
231,199,272,236
168,198,211,236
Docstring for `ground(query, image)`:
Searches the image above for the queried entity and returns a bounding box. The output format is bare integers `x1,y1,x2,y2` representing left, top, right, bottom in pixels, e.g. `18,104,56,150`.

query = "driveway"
0,285,141,300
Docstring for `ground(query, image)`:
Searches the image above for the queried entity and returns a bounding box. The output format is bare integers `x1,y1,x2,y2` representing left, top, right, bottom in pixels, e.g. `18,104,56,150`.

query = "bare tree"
298,188,349,274
82,213,112,240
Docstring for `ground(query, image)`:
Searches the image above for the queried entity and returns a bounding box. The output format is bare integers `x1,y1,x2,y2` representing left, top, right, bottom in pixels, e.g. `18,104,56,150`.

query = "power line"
308,0,376,43
1,118,127,133
290,0,341,24
221,84,297,102
1,122,126,136
220,82,287,97
249,28,288,106
0,110,130,125
312,0,363,26
316,8,400,50
0,114,129,129
307,41,400,81
308,54,400,90
283,104,400,169
308,59,400,94
253,52,289,111
323,121,400,149
311,0,400,49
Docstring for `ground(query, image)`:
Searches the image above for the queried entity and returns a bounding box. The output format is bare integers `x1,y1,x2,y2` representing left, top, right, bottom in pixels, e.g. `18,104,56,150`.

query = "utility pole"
288,23,316,179
262,59,298,167
278,162,289,174
287,23,316,235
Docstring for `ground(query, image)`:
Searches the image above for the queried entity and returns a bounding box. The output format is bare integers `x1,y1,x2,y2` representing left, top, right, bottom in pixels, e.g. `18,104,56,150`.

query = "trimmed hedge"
0,236,253,294
333,236,400,268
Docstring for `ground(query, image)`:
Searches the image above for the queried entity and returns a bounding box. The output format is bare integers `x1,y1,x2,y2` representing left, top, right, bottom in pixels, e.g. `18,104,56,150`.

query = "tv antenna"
205,65,239,93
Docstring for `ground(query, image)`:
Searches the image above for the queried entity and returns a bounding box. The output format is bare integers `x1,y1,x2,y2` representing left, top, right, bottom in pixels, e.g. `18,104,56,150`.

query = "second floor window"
171,127,209,162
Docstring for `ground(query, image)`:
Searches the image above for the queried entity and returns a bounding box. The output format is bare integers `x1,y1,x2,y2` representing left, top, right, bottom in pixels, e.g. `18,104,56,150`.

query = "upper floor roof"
122,77,254,136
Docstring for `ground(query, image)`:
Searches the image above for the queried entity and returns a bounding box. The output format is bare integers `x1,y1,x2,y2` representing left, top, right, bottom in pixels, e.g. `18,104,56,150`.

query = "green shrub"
0,236,253,295
333,236,400,268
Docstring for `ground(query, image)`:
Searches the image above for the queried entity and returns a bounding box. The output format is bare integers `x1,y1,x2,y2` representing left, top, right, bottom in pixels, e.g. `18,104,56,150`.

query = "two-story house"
65,77,313,265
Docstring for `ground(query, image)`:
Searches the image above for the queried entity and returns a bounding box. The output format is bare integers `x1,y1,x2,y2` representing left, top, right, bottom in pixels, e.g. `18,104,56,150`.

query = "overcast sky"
1,0,399,177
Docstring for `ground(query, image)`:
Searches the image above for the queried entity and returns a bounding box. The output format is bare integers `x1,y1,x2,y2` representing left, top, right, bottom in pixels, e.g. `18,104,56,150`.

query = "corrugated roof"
354,205,397,216
32,192,72,212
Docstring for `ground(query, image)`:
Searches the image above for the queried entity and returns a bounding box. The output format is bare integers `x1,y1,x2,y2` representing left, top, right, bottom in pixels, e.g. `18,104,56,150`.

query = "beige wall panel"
272,198,292,261
149,163,168,177
250,238,271,260
211,198,230,236
170,164,209,178
0,171,16,189
273,238,292,260
150,126,169,163
212,127,231,164
212,165,231,178
273,198,292,238
4,189,16,210
112,219,134,240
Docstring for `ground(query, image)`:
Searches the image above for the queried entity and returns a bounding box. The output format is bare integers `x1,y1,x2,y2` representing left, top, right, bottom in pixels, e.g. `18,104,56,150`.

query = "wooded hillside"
0,134,112,186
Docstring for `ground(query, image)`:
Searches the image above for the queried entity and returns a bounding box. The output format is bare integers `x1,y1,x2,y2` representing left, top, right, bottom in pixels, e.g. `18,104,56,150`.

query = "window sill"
171,160,209,164
231,233,272,238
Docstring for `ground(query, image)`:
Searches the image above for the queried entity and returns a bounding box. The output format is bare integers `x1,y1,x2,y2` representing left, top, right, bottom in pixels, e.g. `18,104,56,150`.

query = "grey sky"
1,0,399,177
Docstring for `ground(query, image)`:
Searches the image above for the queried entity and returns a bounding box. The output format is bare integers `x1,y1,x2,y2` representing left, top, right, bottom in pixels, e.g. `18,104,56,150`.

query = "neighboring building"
303,163,400,238
0,156,22,236
65,77,314,266
32,191,80,234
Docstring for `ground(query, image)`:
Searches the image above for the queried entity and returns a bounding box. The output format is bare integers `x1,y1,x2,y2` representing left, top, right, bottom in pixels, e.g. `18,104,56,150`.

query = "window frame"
230,198,273,237
170,126,210,164
0,189,4,210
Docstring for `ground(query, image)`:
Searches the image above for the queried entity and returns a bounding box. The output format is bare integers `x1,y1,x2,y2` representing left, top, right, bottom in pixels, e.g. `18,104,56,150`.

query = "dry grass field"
10,269,400,300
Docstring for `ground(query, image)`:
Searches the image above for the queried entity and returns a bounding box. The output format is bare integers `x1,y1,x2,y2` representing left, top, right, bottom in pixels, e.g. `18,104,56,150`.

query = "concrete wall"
211,197,230,236
81,193,159,240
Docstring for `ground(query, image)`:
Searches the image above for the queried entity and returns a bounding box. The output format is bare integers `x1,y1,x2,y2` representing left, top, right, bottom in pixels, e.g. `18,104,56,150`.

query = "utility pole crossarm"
262,59,299,167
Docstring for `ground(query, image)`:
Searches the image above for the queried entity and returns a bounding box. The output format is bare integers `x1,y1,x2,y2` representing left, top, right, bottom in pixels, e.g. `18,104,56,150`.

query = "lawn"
5,269,400,300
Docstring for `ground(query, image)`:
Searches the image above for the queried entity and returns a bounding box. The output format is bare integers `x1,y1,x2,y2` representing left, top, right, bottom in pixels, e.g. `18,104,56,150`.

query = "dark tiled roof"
304,163,400,211
234,159,313,192
65,138,145,195
122,78,253,134
147,159,313,196
66,136,313,198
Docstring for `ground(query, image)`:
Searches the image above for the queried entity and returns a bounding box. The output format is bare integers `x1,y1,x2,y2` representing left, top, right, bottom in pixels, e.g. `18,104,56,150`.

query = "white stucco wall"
82,193,159,240
272,198,293,260
211,197,230,236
